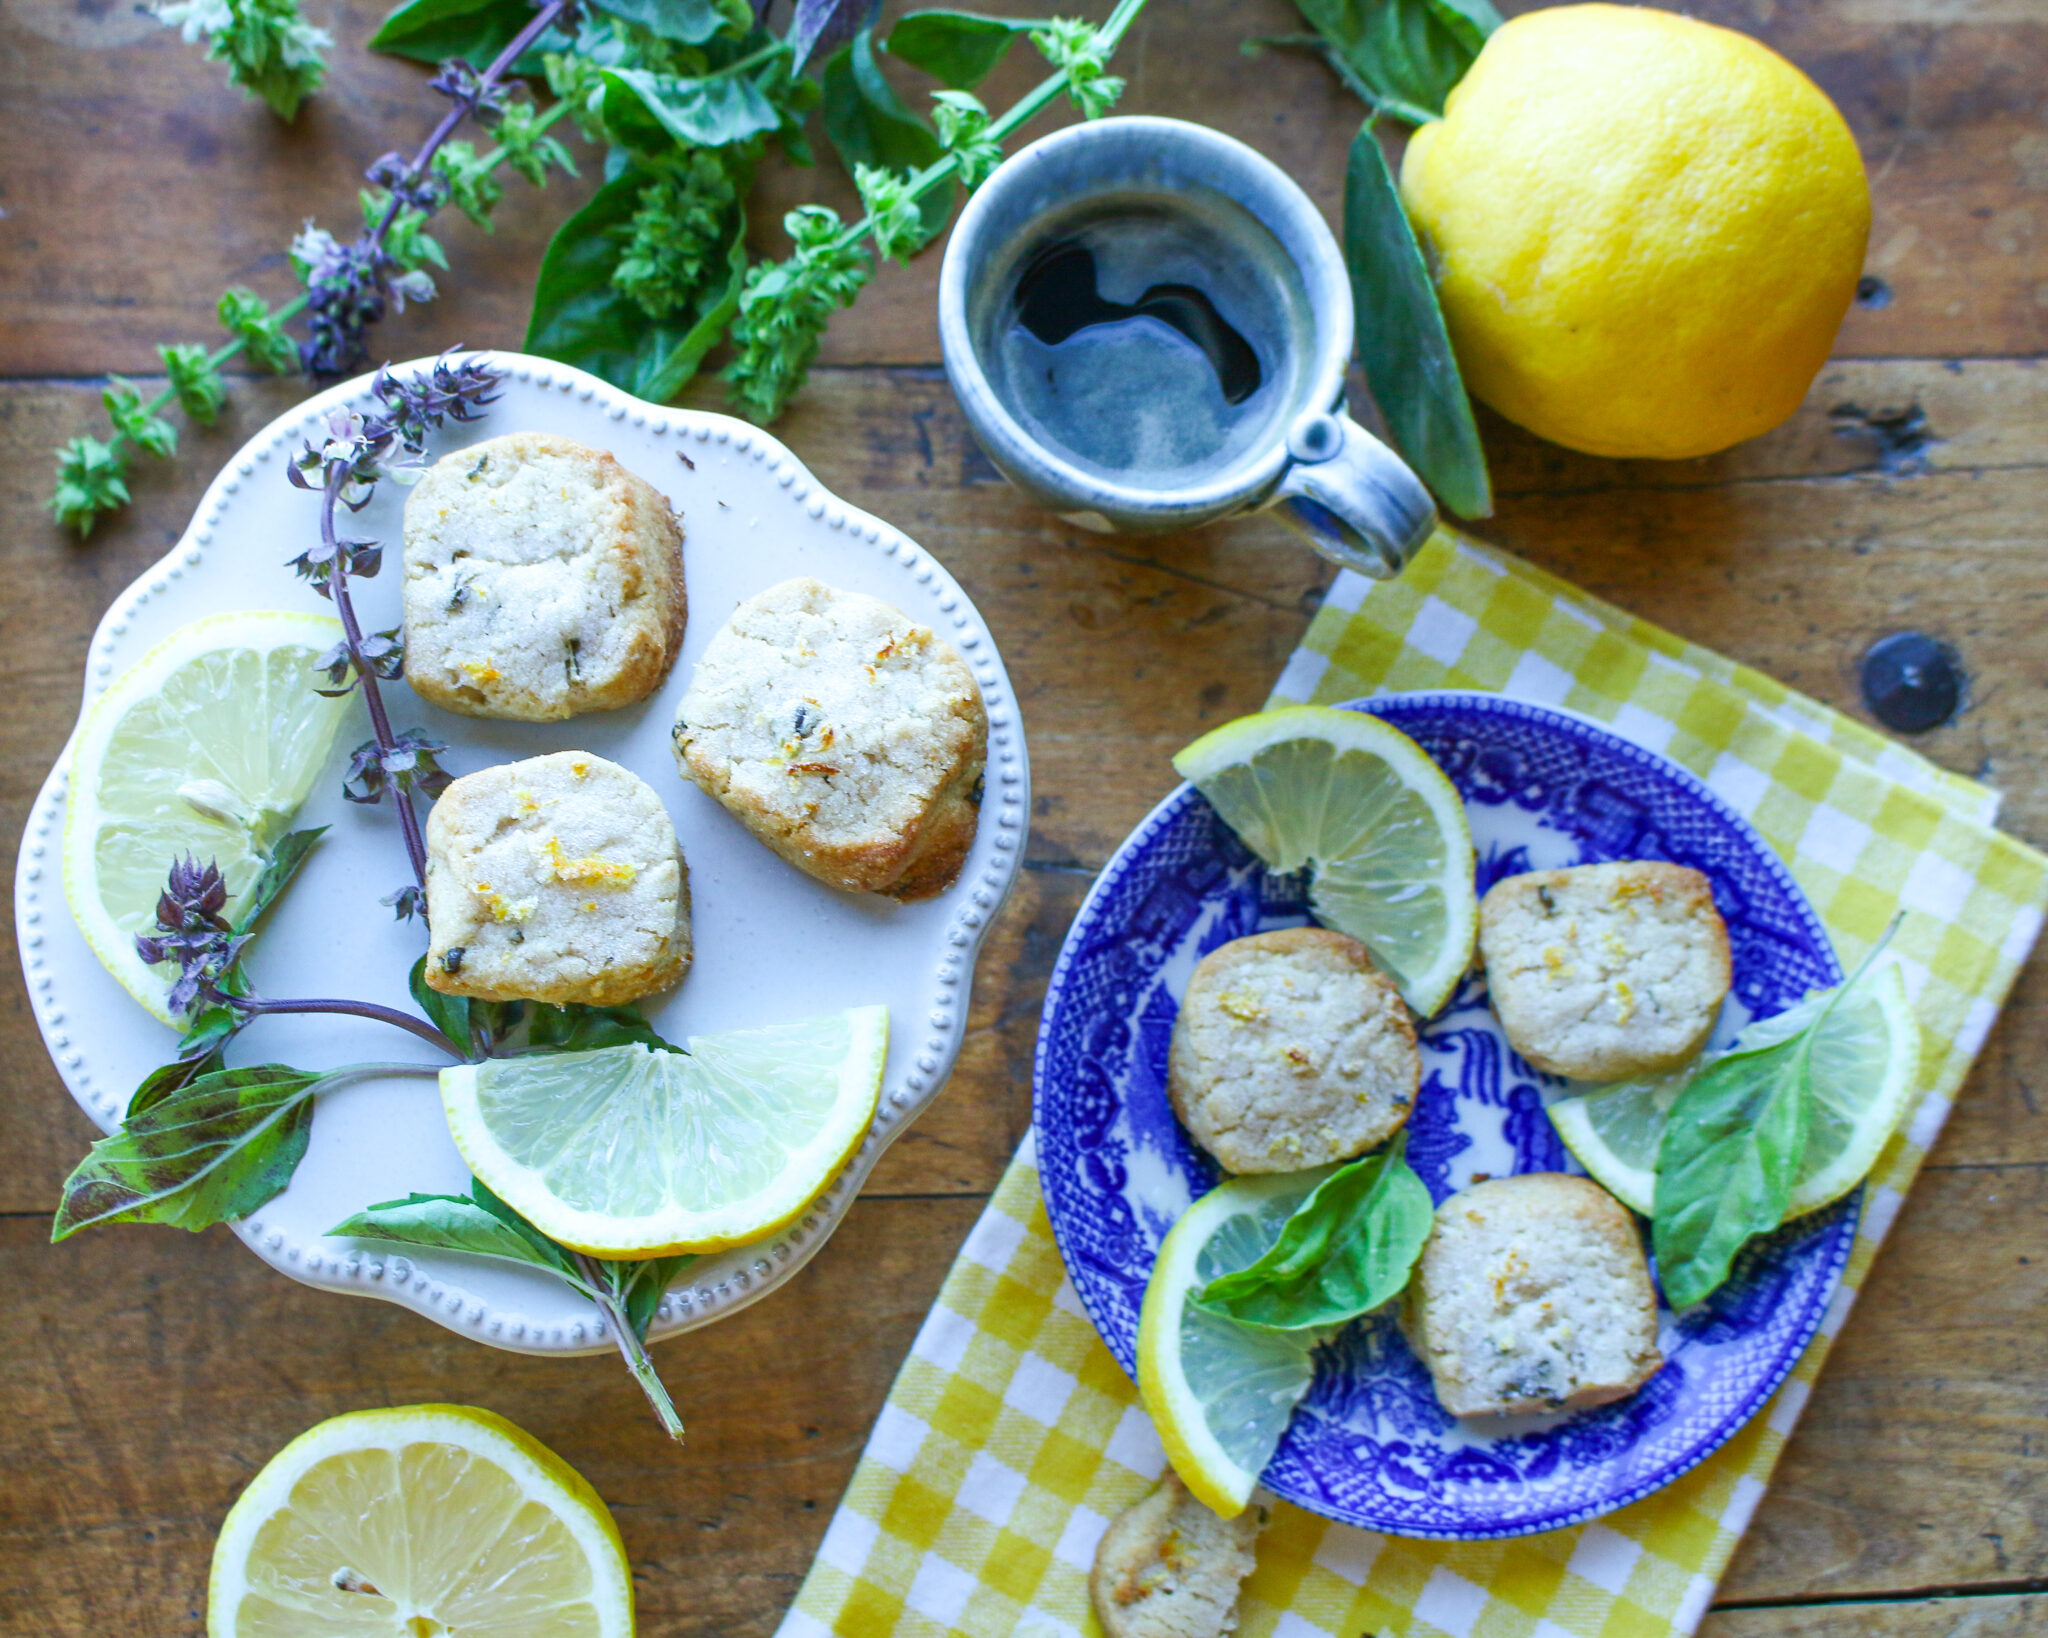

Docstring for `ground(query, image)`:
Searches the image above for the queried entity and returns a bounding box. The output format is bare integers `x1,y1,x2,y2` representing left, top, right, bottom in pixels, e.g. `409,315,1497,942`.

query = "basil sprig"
1291,0,1500,124
1192,1135,1435,1331
335,1180,696,1436
1652,931,1897,1309
52,1063,431,1241
333,1179,694,1343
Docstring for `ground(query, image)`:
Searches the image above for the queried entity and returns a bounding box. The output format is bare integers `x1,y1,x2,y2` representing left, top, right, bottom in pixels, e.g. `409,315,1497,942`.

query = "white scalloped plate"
15,352,1030,1356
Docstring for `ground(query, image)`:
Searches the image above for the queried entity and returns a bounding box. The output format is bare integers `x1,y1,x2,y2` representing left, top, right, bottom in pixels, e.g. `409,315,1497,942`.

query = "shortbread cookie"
403,432,685,721
1090,1473,1265,1638
424,751,689,1005
1407,1172,1664,1418
1168,927,1420,1175
1479,861,1731,1081
672,577,986,900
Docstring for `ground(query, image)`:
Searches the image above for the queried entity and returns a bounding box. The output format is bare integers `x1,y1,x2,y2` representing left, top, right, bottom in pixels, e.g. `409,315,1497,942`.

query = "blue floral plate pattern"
1032,691,1855,1538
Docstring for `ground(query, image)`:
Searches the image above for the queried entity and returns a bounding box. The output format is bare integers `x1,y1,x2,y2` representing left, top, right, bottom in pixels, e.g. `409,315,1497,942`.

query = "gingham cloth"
779,531,2047,1638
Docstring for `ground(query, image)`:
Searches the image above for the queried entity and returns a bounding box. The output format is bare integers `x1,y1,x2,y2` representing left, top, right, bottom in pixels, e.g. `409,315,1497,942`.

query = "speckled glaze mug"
939,116,1436,578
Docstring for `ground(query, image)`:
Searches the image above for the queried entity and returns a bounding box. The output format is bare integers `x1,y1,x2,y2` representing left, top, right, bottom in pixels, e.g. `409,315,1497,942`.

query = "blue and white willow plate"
1033,690,1854,1539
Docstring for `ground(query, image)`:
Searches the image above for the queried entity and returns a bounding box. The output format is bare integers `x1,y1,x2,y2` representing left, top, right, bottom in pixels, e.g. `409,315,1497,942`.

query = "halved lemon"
1136,1172,1329,1518
208,1403,632,1638
1173,706,1477,1017
1549,963,1921,1218
62,610,351,1023
440,1007,888,1256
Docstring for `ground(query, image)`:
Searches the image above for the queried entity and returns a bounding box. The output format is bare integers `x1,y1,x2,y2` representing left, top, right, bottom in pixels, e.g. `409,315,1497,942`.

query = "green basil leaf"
1192,1134,1435,1331
238,827,326,935
129,1007,244,1117
821,31,954,244
52,1065,325,1240
601,65,782,152
331,1190,585,1281
526,164,748,403
885,9,1035,89
1421,0,1500,57
409,955,475,1057
1652,1039,1813,1309
332,1177,691,1433
526,1000,681,1054
472,999,529,1054
604,1253,698,1340
370,0,537,66
1291,0,1496,121
1650,927,1902,1308
1344,120,1490,518
591,0,738,45
467,1177,586,1265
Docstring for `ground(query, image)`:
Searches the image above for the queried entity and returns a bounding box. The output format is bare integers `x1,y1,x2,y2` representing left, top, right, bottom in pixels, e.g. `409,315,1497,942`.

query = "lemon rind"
207,1403,633,1638
1549,1098,1658,1216
61,609,346,1027
1786,965,1920,1216
1549,964,1920,1222
440,1007,889,1257
1173,705,1479,1018
1136,1174,1322,1520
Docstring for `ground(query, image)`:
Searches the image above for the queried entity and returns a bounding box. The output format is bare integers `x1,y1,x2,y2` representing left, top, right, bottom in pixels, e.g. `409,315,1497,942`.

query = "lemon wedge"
1549,962,1921,1218
1173,706,1477,1016
440,1007,888,1257
1136,1172,1329,1518
62,610,351,1023
208,1403,632,1637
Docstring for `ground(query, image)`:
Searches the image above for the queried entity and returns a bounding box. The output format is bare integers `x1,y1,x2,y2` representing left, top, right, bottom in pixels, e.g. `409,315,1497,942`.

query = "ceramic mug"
938,116,1437,578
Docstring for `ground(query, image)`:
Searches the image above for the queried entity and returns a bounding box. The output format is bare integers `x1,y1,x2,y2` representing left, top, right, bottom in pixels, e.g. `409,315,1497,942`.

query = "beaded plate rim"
14,350,1032,1356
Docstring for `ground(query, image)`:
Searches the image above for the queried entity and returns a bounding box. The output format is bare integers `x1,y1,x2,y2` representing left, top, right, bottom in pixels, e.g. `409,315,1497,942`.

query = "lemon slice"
1549,963,1921,1218
1173,706,1477,1017
62,610,351,1023
1137,1172,1329,1517
441,1007,888,1257
208,1403,632,1638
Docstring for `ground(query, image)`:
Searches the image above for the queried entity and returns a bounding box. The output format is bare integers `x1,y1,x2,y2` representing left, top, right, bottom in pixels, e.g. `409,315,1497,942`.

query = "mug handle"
1271,409,1438,578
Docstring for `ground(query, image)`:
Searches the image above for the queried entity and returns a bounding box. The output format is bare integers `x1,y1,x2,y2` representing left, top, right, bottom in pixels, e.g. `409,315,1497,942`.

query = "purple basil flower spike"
133,855,249,1014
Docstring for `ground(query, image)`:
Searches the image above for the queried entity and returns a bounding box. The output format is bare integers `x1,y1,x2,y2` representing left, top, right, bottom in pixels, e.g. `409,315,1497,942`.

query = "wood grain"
5,0,2046,1625
1704,1596,2047,1638
4,1164,2045,1631
4,362,2047,1634
0,1198,980,1637
2,0,2043,376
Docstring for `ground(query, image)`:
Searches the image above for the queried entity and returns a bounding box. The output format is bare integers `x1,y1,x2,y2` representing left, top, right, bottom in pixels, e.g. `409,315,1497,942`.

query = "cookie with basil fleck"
403,432,686,722
1407,1172,1663,1418
672,578,985,900
1480,861,1731,1081
425,752,690,1006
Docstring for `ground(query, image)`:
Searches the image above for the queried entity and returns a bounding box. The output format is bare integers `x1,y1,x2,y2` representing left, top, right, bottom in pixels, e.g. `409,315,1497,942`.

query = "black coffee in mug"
981,192,1313,490
941,117,1435,577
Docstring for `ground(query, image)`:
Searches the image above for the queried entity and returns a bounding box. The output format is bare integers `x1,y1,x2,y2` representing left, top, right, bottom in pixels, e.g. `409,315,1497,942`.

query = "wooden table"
3,0,2044,1632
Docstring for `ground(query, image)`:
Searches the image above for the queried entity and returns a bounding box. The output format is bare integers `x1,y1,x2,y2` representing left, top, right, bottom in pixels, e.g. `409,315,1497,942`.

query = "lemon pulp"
1174,706,1477,1016
441,1007,888,1256
208,1403,632,1638
62,610,350,1023
1137,1172,1331,1516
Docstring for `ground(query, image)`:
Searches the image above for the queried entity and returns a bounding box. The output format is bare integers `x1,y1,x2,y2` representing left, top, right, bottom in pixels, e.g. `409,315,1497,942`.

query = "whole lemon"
1398,3,1870,460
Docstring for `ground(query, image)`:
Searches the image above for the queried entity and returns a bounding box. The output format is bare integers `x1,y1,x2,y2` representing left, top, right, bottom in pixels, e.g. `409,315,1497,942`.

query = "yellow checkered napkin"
781,532,2046,1638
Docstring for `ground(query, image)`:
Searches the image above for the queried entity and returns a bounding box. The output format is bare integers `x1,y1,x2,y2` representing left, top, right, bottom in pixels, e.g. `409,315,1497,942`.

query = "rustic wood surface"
2,0,2044,1632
